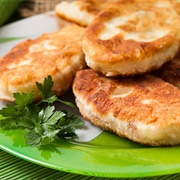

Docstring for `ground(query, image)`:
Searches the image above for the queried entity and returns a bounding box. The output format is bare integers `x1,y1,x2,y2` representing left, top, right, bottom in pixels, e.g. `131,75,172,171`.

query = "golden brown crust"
73,69,180,146
55,0,121,26
56,0,180,27
83,0,180,76
0,25,86,102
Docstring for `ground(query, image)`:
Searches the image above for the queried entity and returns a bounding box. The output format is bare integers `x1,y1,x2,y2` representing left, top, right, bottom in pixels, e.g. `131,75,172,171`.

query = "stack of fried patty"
1,0,180,146
57,0,180,146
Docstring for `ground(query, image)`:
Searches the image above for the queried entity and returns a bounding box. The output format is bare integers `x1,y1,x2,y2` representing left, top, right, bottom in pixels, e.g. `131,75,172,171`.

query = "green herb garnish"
0,76,84,147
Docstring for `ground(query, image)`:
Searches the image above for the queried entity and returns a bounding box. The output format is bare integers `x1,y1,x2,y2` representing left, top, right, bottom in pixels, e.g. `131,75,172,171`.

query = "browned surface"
73,69,180,146
83,0,180,76
55,0,122,26
0,25,86,101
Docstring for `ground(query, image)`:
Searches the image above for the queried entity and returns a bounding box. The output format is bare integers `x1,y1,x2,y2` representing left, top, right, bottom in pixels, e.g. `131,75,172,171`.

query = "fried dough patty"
83,0,180,76
155,51,180,89
55,0,180,27
73,69,180,146
55,0,119,26
0,25,86,102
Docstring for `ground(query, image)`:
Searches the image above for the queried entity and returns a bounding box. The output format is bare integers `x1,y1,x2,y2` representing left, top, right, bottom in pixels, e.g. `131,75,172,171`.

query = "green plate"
1,127,180,178
0,12,180,178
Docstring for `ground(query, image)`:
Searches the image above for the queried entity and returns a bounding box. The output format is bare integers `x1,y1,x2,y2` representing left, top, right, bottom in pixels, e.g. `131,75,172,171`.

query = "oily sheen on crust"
0,25,86,102
73,69,180,146
82,0,180,76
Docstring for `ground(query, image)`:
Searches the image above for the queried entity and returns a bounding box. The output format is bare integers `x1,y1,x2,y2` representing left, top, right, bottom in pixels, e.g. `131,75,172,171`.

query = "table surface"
1,150,180,180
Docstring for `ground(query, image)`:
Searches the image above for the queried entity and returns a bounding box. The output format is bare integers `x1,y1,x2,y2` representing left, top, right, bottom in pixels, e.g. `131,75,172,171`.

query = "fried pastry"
82,0,180,76
0,25,86,102
140,0,180,16
55,0,119,26
73,69,180,146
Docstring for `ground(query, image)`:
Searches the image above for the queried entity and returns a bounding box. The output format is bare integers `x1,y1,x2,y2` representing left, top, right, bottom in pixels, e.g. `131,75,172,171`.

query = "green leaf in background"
0,0,22,26
0,37,25,43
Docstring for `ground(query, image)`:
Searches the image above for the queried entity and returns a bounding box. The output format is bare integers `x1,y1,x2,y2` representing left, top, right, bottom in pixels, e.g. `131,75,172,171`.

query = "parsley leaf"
36,75,54,100
13,91,35,112
0,75,84,147
56,110,84,140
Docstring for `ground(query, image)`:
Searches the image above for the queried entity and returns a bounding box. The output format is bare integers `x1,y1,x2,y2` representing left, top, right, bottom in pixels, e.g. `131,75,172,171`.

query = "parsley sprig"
0,76,84,147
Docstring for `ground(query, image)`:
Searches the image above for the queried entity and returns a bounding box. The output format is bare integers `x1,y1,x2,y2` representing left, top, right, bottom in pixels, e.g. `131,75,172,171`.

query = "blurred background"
0,0,62,26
